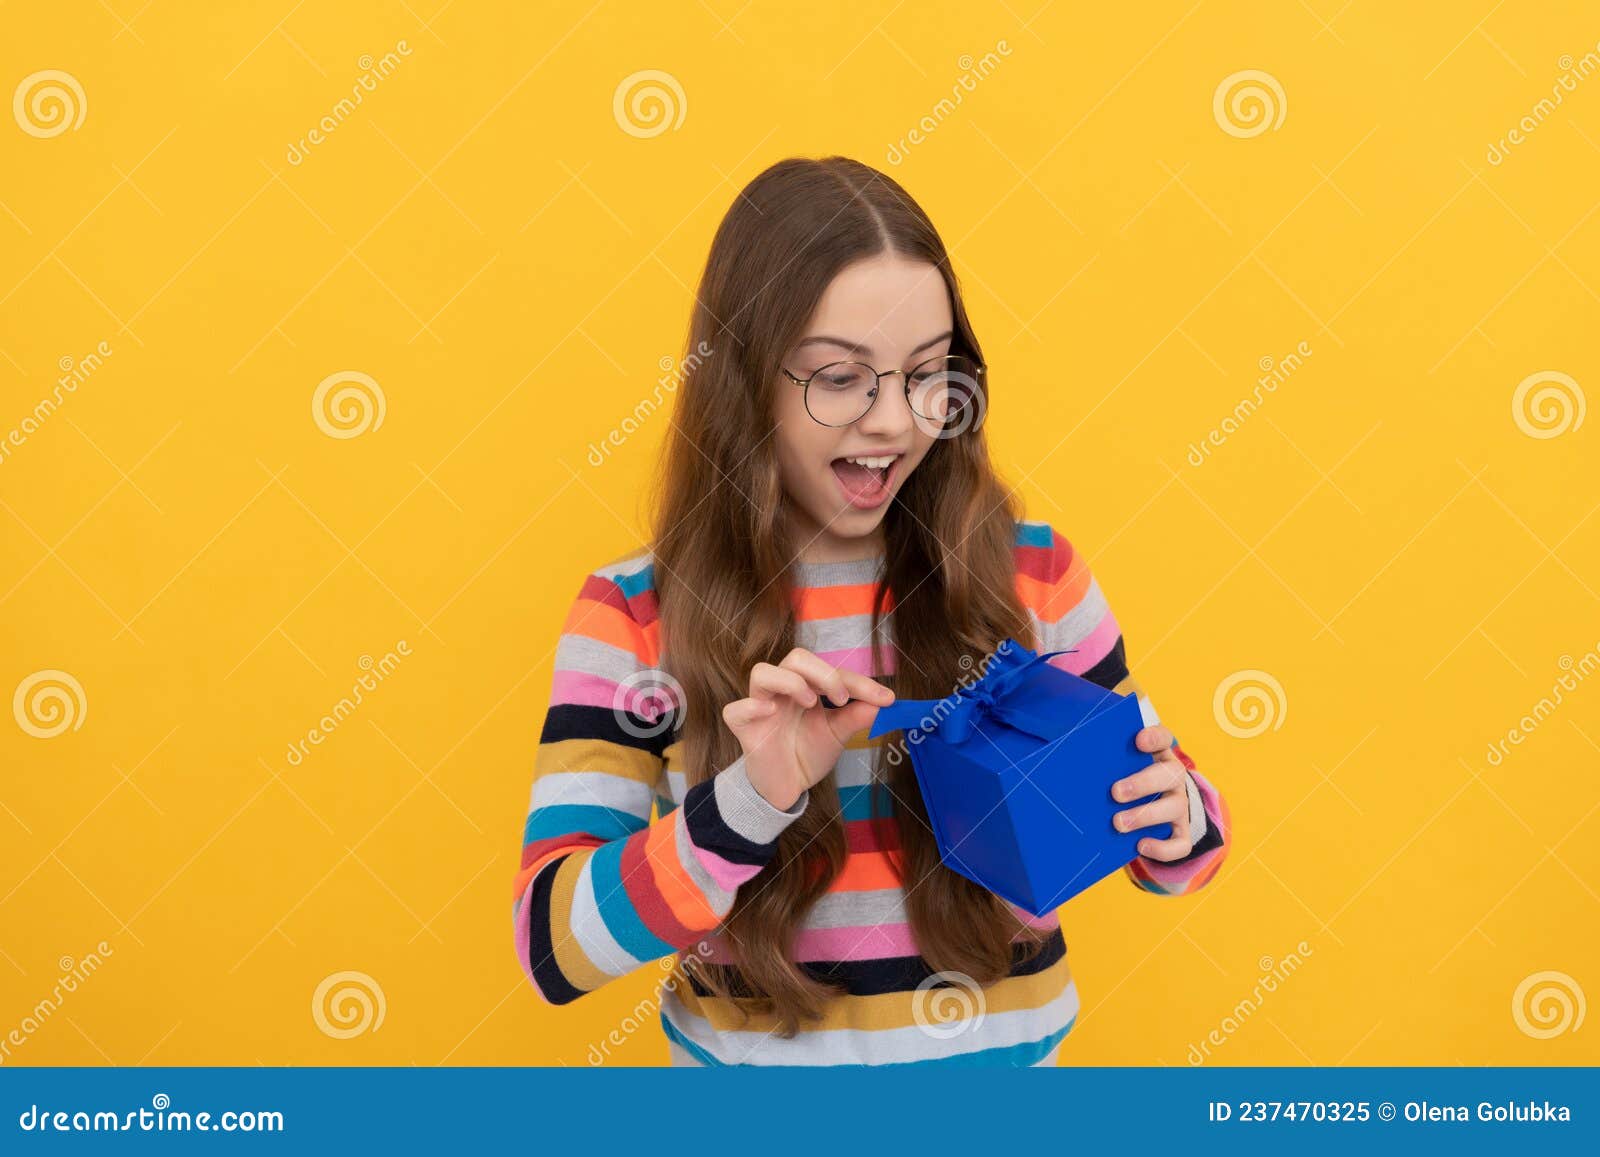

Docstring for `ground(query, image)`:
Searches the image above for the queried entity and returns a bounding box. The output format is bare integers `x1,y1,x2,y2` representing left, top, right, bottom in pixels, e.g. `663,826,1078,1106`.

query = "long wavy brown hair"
649,156,1051,1037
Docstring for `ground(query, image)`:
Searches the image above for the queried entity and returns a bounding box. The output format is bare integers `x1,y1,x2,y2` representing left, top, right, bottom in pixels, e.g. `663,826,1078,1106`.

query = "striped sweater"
512,520,1231,1066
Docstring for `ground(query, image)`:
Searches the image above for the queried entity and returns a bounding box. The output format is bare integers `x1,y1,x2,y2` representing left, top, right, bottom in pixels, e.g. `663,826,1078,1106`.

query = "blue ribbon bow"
868,641,1076,745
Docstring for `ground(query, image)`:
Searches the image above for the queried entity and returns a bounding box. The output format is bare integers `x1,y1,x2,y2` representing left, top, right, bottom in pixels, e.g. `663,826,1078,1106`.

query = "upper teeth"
845,455,897,469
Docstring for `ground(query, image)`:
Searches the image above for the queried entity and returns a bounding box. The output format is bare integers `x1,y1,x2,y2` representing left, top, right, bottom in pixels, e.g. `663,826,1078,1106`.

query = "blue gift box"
867,639,1172,917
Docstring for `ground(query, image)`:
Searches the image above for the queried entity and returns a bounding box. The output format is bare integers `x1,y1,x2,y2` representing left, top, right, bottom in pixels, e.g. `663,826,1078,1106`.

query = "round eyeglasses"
782,354,985,429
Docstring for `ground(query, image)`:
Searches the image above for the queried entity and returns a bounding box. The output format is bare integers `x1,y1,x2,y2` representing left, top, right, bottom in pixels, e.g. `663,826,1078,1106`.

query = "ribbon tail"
867,697,944,739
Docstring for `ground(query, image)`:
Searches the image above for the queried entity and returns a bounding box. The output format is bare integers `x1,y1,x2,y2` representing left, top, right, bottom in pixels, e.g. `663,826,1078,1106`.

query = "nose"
858,371,916,438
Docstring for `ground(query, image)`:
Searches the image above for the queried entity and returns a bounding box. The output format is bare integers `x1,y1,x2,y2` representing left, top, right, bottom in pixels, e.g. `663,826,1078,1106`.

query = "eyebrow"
792,330,953,360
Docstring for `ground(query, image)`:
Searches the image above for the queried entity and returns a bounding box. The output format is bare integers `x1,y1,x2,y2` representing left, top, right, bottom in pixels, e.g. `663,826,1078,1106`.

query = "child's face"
773,254,953,561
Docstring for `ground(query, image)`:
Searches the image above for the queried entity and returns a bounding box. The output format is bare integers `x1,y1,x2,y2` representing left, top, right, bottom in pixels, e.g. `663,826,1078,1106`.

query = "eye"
812,363,873,391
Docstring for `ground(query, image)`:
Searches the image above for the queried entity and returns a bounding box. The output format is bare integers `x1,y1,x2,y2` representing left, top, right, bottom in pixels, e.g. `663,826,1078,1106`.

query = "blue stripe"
1013,521,1053,548
586,836,677,962
523,804,645,845
838,783,892,821
612,564,656,600
660,1013,1075,1067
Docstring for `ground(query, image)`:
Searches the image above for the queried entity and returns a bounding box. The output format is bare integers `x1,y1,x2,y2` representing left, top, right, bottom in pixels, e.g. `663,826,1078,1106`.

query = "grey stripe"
1032,577,1111,649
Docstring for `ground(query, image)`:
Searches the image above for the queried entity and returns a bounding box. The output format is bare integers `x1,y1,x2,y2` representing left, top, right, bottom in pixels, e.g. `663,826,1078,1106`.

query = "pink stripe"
697,915,1059,964
1045,608,1120,676
794,922,918,960
815,646,896,676
1128,768,1225,890
548,669,623,710
513,883,538,991
688,836,763,893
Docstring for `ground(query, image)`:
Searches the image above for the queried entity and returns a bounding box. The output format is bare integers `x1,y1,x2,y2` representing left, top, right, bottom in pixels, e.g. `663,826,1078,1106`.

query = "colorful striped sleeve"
1012,521,1231,898
512,556,811,1004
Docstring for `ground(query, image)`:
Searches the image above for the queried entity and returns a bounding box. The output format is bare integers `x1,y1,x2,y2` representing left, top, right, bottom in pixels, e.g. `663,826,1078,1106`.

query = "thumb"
825,699,882,744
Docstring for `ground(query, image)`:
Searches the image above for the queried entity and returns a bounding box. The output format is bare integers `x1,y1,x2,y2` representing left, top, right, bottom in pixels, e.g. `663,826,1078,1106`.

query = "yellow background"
2,1,1597,1066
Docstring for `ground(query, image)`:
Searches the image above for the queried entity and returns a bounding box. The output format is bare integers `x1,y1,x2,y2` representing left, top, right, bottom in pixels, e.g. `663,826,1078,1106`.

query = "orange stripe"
792,581,880,622
512,844,586,902
561,598,660,664
1016,564,1092,624
643,813,722,930
832,849,903,892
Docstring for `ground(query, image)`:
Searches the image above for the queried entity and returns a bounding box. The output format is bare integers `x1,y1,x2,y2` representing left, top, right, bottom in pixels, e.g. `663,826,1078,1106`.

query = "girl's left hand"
1110,724,1194,862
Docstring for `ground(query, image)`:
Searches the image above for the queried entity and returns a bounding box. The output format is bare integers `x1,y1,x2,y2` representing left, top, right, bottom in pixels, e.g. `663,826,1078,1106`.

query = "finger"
722,698,777,730
836,668,895,705
1135,831,1194,861
778,648,852,706
1111,760,1188,803
749,663,817,708
824,698,885,744
1134,725,1175,755
1114,792,1186,834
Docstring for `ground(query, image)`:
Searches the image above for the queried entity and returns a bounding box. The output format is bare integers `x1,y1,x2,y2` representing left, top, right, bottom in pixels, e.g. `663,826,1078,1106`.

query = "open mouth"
829,453,902,510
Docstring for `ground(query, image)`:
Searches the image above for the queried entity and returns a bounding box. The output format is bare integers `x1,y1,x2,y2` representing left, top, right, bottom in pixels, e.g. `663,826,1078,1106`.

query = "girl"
512,156,1231,1066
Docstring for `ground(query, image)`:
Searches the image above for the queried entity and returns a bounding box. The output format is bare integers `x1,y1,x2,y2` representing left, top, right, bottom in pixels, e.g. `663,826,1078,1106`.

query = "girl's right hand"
721,647,895,811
